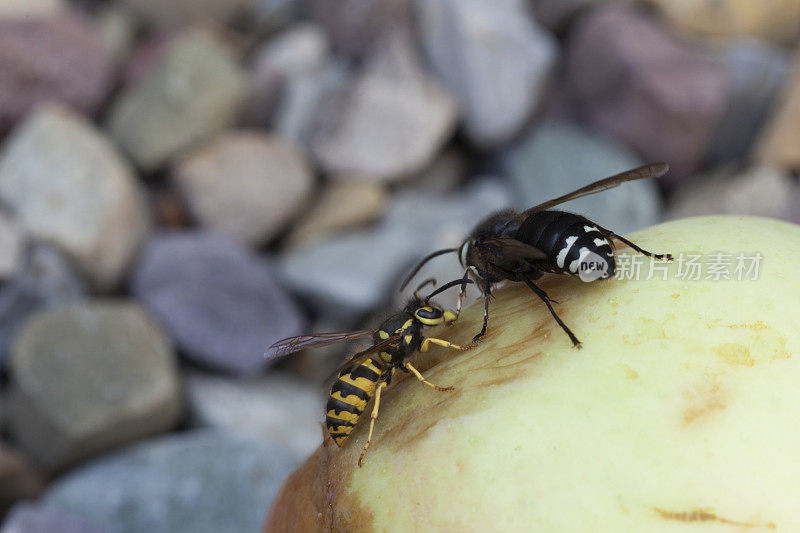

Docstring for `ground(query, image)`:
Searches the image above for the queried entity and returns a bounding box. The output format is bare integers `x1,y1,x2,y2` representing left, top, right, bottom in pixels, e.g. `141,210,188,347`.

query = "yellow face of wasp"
414,305,457,326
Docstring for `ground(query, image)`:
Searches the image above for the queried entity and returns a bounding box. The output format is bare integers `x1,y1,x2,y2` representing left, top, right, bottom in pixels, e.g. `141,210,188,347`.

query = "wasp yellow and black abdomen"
325,359,384,446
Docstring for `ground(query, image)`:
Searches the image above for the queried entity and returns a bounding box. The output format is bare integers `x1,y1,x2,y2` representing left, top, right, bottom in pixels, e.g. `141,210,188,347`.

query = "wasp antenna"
398,248,458,292
413,278,437,300
426,277,474,301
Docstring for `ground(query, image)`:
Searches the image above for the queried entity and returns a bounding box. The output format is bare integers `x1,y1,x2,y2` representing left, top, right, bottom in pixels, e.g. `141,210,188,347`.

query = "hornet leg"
601,228,673,261
404,362,454,392
520,275,582,349
472,266,492,344
358,381,386,467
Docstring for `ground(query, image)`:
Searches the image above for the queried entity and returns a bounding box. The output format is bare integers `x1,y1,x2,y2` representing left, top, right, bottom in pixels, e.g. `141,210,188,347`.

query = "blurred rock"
709,39,790,166
403,149,468,194
0,443,46,511
44,431,299,533
119,32,173,89
0,246,86,368
529,0,607,31
505,122,660,235
666,166,796,220
153,188,193,229
0,212,24,280
0,104,150,290
131,232,305,375
243,24,328,128
0,0,63,18
249,0,300,32
285,181,388,248
310,0,411,58
415,0,557,147
643,0,800,45
96,4,138,63
186,372,323,458
1,502,108,533
0,11,113,132
755,49,800,170
108,27,246,171
279,180,510,320
312,32,457,182
564,5,728,181
174,131,313,246
274,60,351,147
6,301,182,470
120,0,251,28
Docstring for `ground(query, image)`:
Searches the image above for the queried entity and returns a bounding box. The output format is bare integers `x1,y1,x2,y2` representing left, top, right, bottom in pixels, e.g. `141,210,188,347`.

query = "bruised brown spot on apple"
653,506,772,528
682,379,727,426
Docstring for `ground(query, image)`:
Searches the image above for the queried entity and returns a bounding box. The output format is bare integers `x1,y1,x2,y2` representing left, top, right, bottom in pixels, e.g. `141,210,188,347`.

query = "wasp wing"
477,237,548,263
265,329,375,360
520,162,669,216
324,332,404,383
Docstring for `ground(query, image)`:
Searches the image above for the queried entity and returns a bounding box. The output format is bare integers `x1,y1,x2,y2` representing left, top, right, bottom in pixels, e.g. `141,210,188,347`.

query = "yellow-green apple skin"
266,216,799,532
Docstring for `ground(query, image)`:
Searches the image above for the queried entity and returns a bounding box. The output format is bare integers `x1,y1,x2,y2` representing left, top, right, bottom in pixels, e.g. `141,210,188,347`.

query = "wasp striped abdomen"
326,358,386,446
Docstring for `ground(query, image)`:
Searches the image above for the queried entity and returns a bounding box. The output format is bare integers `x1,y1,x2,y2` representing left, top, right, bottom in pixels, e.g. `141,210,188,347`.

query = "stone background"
0,0,799,531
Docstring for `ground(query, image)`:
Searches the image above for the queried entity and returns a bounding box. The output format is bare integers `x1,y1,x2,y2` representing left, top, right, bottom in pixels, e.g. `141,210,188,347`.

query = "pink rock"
0,11,113,132
564,5,728,182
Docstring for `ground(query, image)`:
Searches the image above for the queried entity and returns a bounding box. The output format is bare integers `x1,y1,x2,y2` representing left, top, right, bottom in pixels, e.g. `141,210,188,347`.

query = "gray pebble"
107,27,246,171
415,0,558,147
6,301,183,470
0,246,87,368
44,430,300,533
131,232,306,375
0,104,150,290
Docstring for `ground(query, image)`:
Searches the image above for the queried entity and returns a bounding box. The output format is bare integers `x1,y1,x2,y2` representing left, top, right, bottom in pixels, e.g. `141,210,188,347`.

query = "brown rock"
6,301,183,470
643,0,800,45
173,131,314,245
0,104,150,291
0,442,46,510
107,27,246,171
0,11,113,132
311,32,457,182
564,5,728,181
755,50,800,169
285,181,387,248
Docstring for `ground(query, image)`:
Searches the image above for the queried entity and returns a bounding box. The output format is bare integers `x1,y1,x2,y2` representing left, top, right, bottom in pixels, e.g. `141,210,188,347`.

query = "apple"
265,216,798,531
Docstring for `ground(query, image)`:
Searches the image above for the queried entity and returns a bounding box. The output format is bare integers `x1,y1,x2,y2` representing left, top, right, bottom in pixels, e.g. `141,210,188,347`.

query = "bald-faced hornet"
400,163,673,348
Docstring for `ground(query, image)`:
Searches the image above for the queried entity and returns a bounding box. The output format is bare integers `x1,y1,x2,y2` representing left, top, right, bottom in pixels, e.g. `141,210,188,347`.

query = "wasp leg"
472,267,492,344
602,228,673,261
404,362,454,392
520,275,582,349
420,336,474,352
455,268,471,318
358,381,386,467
